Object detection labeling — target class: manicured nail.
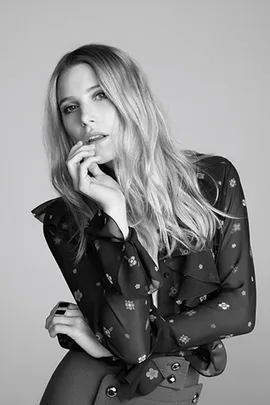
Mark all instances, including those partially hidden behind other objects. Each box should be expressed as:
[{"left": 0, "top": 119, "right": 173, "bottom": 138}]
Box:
[
  {"left": 58, "top": 302, "right": 69, "bottom": 307},
  {"left": 55, "top": 309, "right": 66, "bottom": 315}
]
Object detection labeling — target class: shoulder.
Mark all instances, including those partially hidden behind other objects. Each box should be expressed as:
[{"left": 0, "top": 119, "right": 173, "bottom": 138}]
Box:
[
  {"left": 195, "top": 153, "right": 233, "bottom": 180},
  {"left": 31, "top": 197, "right": 70, "bottom": 228},
  {"left": 193, "top": 153, "right": 238, "bottom": 205}
]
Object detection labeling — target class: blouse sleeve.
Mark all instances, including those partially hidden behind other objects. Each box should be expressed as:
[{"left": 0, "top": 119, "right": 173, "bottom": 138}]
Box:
[
  {"left": 32, "top": 199, "right": 163, "bottom": 363},
  {"left": 83, "top": 209, "right": 164, "bottom": 364},
  {"left": 154, "top": 159, "right": 256, "bottom": 352}
]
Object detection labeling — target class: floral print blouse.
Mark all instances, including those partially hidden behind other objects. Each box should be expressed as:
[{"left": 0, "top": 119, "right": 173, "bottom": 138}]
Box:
[{"left": 31, "top": 155, "right": 256, "bottom": 381}]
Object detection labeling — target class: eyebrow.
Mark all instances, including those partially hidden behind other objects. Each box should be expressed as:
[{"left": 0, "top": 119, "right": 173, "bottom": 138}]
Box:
[{"left": 58, "top": 84, "right": 101, "bottom": 107}]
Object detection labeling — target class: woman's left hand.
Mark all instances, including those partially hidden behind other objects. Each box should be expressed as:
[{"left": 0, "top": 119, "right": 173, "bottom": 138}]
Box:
[{"left": 45, "top": 302, "right": 111, "bottom": 357}]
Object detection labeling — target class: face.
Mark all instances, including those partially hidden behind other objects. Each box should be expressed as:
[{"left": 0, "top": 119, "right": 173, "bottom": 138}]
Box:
[{"left": 57, "top": 63, "right": 118, "bottom": 169}]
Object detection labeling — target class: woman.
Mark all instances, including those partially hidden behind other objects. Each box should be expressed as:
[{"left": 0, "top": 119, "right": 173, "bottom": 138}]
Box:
[{"left": 32, "top": 43, "right": 256, "bottom": 404}]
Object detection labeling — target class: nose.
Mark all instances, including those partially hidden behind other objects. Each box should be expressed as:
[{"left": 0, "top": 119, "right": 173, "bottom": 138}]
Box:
[{"left": 80, "top": 104, "right": 96, "bottom": 128}]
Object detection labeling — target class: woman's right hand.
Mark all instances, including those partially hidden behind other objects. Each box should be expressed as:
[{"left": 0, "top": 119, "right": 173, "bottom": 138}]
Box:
[{"left": 65, "top": 141, "right": 125, "bottom": 211}]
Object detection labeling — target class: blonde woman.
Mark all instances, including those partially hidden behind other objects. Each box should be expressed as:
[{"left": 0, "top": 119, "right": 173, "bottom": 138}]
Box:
[{"left": 32, "top": 44, "right": 256, "bottom": 405}]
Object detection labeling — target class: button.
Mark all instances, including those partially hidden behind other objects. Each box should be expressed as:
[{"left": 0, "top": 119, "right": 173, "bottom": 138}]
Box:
[
  {"left": 106, "top": 386, "right": 118, "bottom": 398},
  {"left": 167, "top": 374, "right": 176, "bottom": 384},
  {"left": 171, "top": 362, "right": 181, "bottom": 371},
  {"left": 192, "top": 393, "right": 199, "bottom": 403},
  {"left": 163, "top": 272, "right": 170, "bottom": 278}
]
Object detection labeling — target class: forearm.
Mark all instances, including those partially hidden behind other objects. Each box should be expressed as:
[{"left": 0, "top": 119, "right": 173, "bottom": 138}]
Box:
[
  {"left": 82, "top": 330, "right": 114, "bottom": 358},
  {"left": 103, "top": 201, "right": 129, "bottom": 241}
]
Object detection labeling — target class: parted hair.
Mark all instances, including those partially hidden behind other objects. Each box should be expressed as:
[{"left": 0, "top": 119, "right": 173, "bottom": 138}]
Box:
[{"left": 43, "top": 43, "right": 236, "bottom": 267}]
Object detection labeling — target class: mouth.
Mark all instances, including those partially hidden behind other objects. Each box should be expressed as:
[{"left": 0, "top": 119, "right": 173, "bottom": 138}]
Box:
[{"left": 86, "top": 133, "right": 109, "bottom": 144}]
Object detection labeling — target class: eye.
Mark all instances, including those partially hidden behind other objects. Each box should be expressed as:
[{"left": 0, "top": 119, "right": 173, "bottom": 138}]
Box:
[
  {"left": 94, "top": 91, "right": 107, "bottom": 101},
  {"left": 63, "top": 105, "right": 78, "bottom": 114}
]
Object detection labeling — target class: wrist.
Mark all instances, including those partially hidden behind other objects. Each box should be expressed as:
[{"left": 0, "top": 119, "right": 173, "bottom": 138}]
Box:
[{"left": 103, "top": 205, "right": 129, "bottom": 240}]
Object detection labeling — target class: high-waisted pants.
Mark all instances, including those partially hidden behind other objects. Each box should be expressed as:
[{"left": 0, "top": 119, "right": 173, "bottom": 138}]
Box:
[{"left": 39, "top": 350, "right": 203, "bottom": 405}]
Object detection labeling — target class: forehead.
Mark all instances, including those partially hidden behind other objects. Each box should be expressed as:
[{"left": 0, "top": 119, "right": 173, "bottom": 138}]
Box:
[{"left": 57, "top": 63, "right": 98, "bottom": 100}]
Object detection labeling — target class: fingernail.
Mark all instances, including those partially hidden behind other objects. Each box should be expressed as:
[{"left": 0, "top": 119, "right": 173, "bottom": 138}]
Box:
[
  {"left": 55, "top": 309, "right": 66, "bottom": 315},
  {"left": 58, "top": 302, "right": 69, "bottom": 307}
]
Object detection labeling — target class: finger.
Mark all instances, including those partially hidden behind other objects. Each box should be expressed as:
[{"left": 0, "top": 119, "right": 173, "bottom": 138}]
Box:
[
  {"left": 66, "top": 150, "right": 97, "bottom": 188},
  {"left": 48, "top": 315, "right": 85, "bottom": 338},
  {"left": 56, "top": 308, "right": 83, "bottom": 318},
  {"left": 79, "top": 156, "right": 102, "bottom": 179},
  {"left": 49, "top": 323, "right": 74, "bottom": 339},
  {"left": 45, "top": 302, "right": 72, "bottom": 329},
  {"left": 68, "top": 144, "right": 96, "bottom": 161}
]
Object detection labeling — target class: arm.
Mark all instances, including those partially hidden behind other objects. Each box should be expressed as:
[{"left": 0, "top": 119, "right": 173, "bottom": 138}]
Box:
[{"left": 153, "top": 160, "right": 256, "bottom": 352}]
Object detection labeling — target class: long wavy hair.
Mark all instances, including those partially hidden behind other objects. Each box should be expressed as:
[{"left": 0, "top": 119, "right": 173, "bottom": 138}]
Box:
[{"left": 43, "top": 43, "right": 239, "bottom": 267}]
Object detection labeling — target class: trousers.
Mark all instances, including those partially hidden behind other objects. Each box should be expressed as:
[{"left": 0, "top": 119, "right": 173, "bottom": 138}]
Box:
[{"left": 39, "top": 350, "right": 203, "bottom": 405}]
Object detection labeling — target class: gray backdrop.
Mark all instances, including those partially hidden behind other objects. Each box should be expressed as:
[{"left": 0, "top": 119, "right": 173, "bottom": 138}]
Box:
[{"left": 1, "top": 0, "right": 268, "bottom": 404}]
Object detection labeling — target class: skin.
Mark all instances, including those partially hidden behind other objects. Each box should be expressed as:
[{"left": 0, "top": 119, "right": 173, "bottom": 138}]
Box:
[
  {"left": 57, "top": 63, "right": 118, "bottom": 171},
  {"left": 44, "top": 65, "right": 129, "bottom": 356}
]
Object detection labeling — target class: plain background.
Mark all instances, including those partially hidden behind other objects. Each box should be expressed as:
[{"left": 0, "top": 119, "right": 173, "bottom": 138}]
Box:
[{"left": 1, "top": 1, "right": 269, "bottom": 404}]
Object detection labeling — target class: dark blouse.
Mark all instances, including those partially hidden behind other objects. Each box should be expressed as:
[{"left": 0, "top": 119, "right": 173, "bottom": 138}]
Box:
[{"left": 31, "top": 155, "right": 256, "bottom": 390}]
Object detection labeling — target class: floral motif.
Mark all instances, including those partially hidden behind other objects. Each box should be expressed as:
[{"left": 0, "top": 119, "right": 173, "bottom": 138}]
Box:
[
  {"left": 210, "top": 324, "right": 217, "bottom": 328},
  {"left": 199, "top": 295, "right": 207, "bottom": 302},
  {"left": 218, "top": 302, "right": 230, "bottom": 310},
  {"left": 229, "top": 178, "right": 236, "bottom": 187},
  {"left": 127, "top": 255, "right": 137, "bottom": 267},
  {"left": 138, "top": 354, "right": 147, "bottom": 363},
  {"left": 106, "top": 273, "right": 113, "bottom": 284},
  {"left": 103, "top": 326, "right": 113, "bottom": 338},
  {"left": 125, "top": 333, "right": 130, "bottom": 339},
  {"left": 135, "top": 284, "right": 140, "bottom": 289},
  {"left": 183, "top": 310, "right": 197, "bottom": 317},
  {"left": 231, "top": 243, "right": 237, "bottom": 249},
  {"left": 149, "top": 314, "right": 157, "bottom": 322},
  {"left": 176, "top": 299, "right": 182, "bottom": 305},
  {"left": 179, "top": 334, "right": 191, "bottom": 344},
  {"left": 146, "top": 368, "right": 159, "bottom": 380},
  {"left": 241, "top": 290, "right": 246, "bottom": 296},
  {"left": 53, "top": 236, "right": 62, "bottom": 245},
  {"left": 231, "top": 223, "right": 241, "bottom": 234},
  {"left": 74, "top": 289, "right": 83, "bottom": 302},
  {"left": 95, "top": 332, "right": 103, "bottom": 342},
  {"left": 223, "top": 334, "right": 234, "bottom": 339},
  {"left": 231, "top": 265, "right": 239, "bottom": 274},
  {"left": 96, "top": 281, "right": 101, "bottom": 287},
  {"left": 125, "top": 300, "right": 135, "bottom": 310},
  {"left": 218, "top": 344, "right": 223, "bottom": 349},
  {"left": 198, "top": 264, "right": 204, "bottom": 269},
  {"left": 197, "top": 173, "right": 205, "bottom": 179},
  {"left": 168, "top": 284, "right": 179, "bottom": 297},
  {"left": 179, "top": 351, "right": 185, "bottom": 357},
  {"left": 72, "top": 268, "right": 77, "bottom": 274},
  {"left": 147, "top": 284, "right": 156, "bottom": 294}
]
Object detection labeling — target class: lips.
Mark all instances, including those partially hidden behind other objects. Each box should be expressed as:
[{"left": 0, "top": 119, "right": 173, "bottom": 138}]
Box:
[{"left": 86, "top": 132, "right": 109, "bottom": 143}]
